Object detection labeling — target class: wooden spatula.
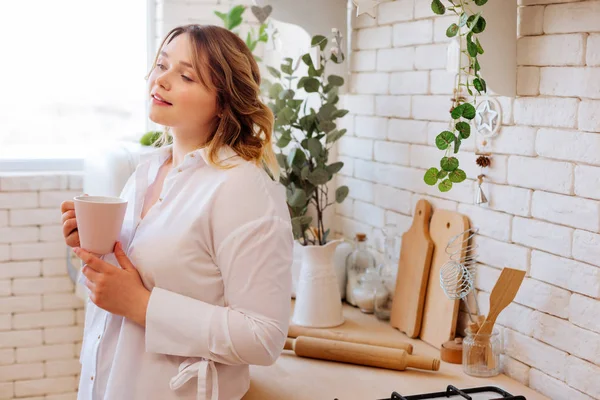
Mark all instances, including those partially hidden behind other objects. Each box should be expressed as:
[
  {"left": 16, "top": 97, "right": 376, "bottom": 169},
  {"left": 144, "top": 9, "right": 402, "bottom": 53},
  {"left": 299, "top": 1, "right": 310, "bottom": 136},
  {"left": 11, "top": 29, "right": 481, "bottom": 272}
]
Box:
[
  {"left": 476, "top": 267, "right": 526, "bottom": 368},
  {"left": 477, "top": 267, "right": 526, "bottom": 336}
]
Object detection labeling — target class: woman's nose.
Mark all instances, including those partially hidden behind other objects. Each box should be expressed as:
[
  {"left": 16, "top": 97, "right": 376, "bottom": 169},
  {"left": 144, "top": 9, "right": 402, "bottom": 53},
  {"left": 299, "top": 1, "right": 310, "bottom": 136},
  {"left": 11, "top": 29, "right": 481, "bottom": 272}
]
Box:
[{"left": 155, "top": 72, "right": 170, "bottom": 90}]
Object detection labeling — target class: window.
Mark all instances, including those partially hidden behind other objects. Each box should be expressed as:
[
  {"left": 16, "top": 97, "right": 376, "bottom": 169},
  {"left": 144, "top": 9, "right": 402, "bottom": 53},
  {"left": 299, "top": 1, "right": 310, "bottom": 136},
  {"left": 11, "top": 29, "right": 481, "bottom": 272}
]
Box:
[{"left": 0, "top": 0, "right": 149, "bottom": 169}]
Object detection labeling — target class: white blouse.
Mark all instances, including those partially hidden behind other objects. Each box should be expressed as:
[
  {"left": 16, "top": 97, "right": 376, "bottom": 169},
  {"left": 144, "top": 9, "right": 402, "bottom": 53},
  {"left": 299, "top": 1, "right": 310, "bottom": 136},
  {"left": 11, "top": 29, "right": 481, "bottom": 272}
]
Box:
[{"left": 77, "top": 144, "right": 294, "bottom": 400}]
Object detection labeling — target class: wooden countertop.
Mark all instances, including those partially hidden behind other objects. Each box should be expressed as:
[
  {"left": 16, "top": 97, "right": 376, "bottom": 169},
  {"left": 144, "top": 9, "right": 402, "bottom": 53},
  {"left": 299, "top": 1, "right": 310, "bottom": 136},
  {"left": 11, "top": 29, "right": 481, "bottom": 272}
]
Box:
[{"left": 244, "top": 301, "right": 549, "bottom": 400}]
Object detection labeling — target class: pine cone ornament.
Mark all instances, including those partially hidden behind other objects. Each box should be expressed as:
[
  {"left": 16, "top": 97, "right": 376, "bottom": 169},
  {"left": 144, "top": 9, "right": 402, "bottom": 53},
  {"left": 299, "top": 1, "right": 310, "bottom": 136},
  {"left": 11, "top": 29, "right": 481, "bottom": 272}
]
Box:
[{"left": 476, "top": 155, "right": 491, "bottom": 168}]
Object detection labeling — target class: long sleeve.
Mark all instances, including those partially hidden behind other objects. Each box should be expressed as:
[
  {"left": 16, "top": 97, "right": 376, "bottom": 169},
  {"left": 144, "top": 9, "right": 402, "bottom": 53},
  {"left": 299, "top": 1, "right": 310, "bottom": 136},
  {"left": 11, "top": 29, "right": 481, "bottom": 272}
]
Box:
[{"left": 144, "top": 215, "right": 293, "bottom": 366}]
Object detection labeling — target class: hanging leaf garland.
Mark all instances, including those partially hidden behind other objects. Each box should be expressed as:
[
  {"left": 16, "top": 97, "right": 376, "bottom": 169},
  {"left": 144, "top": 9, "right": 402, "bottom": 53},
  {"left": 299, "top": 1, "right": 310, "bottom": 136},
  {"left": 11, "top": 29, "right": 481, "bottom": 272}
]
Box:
[{"left": 424, "top": 0, "right": 489, "bottom": 192}]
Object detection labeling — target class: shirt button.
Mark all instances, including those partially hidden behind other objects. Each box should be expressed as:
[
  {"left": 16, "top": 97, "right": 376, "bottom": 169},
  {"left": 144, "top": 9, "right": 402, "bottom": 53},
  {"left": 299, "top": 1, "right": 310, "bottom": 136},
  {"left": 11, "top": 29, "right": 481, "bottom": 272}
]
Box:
[
  {"left": 178, "top": 168, "right": 182, "bottom": 173},
  {"left": 91, "top": 376, "right": 94, "bottom": 381},
  {"left": 97, "top": 335, "right": 101, "bottom": 339},
  {"left": 159, "top": 198, "right": 163, "bottom": 202},
  {"left": 190, "top": 154, "right": 195, "bottom": 158}
]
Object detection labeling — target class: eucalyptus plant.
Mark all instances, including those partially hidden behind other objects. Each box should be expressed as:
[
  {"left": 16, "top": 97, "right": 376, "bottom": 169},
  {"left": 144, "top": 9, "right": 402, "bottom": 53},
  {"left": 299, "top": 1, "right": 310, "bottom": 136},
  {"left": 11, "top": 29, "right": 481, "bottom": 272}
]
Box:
[
  {"left": 214, "top": 5, "right": 268, "bottom": 61},
  {"left": 424, "top": 0, "right": 489, "bottom": 192},
  {"left": 263, "top": 34, "right": 350, "bottom": 246}
]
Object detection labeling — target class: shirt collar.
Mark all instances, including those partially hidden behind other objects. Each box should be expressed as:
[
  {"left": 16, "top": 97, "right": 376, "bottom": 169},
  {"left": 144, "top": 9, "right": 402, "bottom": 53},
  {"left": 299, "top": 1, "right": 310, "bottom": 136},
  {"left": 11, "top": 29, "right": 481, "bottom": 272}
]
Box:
[{"left": 139, "top": 143, "right": 239, "bottom": 169}]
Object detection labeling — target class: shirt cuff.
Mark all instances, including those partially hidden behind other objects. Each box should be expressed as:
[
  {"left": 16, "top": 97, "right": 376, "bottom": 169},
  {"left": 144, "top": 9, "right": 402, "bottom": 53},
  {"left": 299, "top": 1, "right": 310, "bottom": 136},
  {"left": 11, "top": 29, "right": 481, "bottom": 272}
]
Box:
[{"left": 145, "top": 287, "right": 216, "bottom": 357}]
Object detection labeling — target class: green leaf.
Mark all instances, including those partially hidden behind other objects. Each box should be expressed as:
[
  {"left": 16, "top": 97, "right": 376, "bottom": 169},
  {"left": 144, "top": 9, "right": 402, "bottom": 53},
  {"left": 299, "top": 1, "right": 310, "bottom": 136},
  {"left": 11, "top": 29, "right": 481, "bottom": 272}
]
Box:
[
  {"left": 276, "top": 153, "right": 287, "bottom": 169},
  {"left": 462, "top": 103, "right": 476, "bottom": 120},
  {"left": 214, "top": 11, "right": 227, "bottom": 22},
  {"left": 336, "top": 186, "right": 349, "bottom": 203},
  {"left": 317, "top": 103, "right": 336, "bottom": 121},
  {"left": 437, "top": 170, "right": 448, "bottom": 179},
  {"left": 288, "top": 188, "right": 307, "bottom": 207},
  {"left": 330, "top": 109, "right": 349, "bottom": 119},
  {"left": 451, "top": 104, "right": 465, "bottom": 120},
  {"left": 446, "top": 23, "right": 459, "bottom": 37},
  {"left": 473, "top": 59, "right": 481, "bottom": 73},
  {"left": 276, "top": 132, "right": 292, "bottom": 148},
  {"left": 436, "top": 131, "right": 456, "bottom": 150},
  {"left": 328, "top": 75, "right": 344, "bottom": 87},
  {"left": 307, "top": 168, "right": 329, "bottom": 185},
  {"left": 456, "top": 121, "right": 471, "bottom": 139},
  {"left": 449, "top": 169, "right": 467, "bottom": 183},
  {"left": 473, "top": 78, "right": 486, "bottom": 94},
  {"left": 268, "top": 83, "right": 283, "bottom": 99},
  {"left": 454, "top": 136, "right": 462, "bottom": 153},
  {"left": 291, "top": 216, "right": 312, "bottom": 238},
  {"left": 302, "top": 53, "right": 312, "bottom": 67},
  {"left": 296, "top": 76, "right": 308, "bottom": 90},
  {"left": 431, "top": 0, "right": 446, "bottom": 15},
  {"left": 326, "top": 162, "right": 344, "bottom": 175},
  {"left": 304, "top": 78, "right": 320, "bottom": 93},
  {"left": 276, "top": 106, "right": 295, "bottom": 125},
  {"left": 301, "top": 165, "right": 310, "bottom": 180},
  {"left": 226, "top": 5, "right": 245, "bottom": 30},
  {"left": 326, "top": 129, "right": 347, "bottom": 144},
  {"left": 279, "top": 89, "right": 295, "bottom": 100},
  {"left": 307, "top": 138, "right": 323, "bottom": 158},
  {"left": 438, "top": 179, "right": 453, "bottom": 192},
  {"left": 473, "top": 16, "right": 486, "bottom": 33},
  {"left": 474, "top": 0, "right": 488, "bottom": 5},
  {"left": 475, "top": 38, "right": 484, "bottom": 54},
  {"left": 424, "top": 168, "right": 440, "bottom": 185},
  {"left": 318, "top": 120, "right": 336, "bottom": 133},
  {"left": 467, "top": 40, "right": 478, "bottom": 57},
  {"left": 459, "top": 12, "right": 468, "bottom": 27},
  {"left": 468, "top": 14, "right": 486, "bottom": 34},
  {"left": 441, "top": 156, "right": 459, "bottom": 171},
  {"left": 311, "top": 35, "right": 328, "bottom": 51}
]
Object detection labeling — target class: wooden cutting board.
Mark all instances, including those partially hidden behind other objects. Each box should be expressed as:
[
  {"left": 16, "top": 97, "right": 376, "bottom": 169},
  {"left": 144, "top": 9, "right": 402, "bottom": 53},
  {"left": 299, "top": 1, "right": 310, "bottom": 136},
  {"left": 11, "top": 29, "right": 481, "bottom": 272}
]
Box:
[
  {"left": 419, "top": 209, "right": 470, "bottom": 349},
  {"left": 390, "top": 199, "right": 434, "bottom": 338}
]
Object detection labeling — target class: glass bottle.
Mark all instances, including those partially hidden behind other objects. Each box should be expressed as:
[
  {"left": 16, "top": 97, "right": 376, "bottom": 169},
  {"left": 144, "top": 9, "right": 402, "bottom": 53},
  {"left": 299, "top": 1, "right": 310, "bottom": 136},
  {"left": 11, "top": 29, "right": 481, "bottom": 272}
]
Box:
[
  {"left": 345, "top": 233, "right": 377, "bottom": 307},
  {"left": 376, "top": 223, "right": 400, "bottom": 296}
]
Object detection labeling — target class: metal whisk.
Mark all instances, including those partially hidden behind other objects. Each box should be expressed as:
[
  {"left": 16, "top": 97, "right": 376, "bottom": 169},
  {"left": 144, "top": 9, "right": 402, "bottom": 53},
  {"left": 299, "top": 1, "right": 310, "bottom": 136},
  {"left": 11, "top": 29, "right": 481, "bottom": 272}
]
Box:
[
  {"left": 439, "top": 228, "right": 481, "bottom": 319},
  {"left": 439, "top": 260, "right": 476, "bottom": 323}
]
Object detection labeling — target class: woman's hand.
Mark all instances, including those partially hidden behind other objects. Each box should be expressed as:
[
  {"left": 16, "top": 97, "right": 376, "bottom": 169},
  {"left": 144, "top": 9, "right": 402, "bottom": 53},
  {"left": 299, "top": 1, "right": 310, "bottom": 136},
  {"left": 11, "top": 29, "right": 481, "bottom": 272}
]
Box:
[
  {"left": 74, "top": 241, "right": 151, "bottom": 327},
  {"left": 61, "top": 195, "right": 86, "bottom": 248}
]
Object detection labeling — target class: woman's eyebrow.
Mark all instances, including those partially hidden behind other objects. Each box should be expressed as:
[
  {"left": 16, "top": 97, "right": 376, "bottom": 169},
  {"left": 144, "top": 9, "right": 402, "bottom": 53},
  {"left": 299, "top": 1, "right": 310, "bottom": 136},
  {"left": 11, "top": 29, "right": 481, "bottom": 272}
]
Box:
[{"left": 160, "top": 51, "right": 193, "bottom": 68}]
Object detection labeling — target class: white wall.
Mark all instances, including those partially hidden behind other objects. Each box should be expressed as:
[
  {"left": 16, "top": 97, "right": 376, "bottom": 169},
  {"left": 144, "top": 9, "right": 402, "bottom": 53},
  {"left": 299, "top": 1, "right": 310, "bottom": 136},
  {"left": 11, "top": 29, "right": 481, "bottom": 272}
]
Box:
[
  {"left": 0, "top": 173, "right": 85, "bottom": 400},
  {"left": 336, "top": 0, "right": 600, "bottom": 399}
]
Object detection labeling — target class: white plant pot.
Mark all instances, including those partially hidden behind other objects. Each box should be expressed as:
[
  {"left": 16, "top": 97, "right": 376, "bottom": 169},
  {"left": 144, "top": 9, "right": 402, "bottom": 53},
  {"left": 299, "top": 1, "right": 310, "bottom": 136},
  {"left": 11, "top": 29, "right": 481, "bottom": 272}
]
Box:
[{"left": 292, "top": 239, "right": 345, "bottom": 328}]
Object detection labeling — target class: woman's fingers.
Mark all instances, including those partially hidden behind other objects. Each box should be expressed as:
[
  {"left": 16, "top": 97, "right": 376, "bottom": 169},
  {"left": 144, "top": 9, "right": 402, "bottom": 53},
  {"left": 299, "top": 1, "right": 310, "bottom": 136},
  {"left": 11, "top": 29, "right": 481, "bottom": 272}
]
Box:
[
  {"left": 61, "top": 209, "right": 75, "bottom": 224},
  {"left": 60, "top": 200, "right": 74, "bottom": 214}
]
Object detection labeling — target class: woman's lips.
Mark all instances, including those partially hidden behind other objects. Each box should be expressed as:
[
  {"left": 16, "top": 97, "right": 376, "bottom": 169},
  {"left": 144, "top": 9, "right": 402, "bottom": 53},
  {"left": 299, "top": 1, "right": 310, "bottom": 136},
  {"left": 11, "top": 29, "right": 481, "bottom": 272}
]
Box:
[{"left": 152, "top": 95, "right": 172, "bottom": 106}]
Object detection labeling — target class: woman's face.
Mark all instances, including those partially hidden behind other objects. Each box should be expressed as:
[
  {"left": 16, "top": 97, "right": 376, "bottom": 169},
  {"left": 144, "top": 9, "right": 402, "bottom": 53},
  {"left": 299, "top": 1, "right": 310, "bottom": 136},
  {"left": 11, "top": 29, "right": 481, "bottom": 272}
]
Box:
[{"left": 147, "top": 33, "right": 219, "bottom": 135}]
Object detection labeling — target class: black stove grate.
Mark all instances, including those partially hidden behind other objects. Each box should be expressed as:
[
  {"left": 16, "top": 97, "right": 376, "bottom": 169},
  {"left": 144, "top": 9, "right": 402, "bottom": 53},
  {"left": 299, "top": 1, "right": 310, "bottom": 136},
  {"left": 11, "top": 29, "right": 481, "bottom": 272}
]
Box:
[{"left": 377, "top": 385, "right": 526, "bottom": 400}]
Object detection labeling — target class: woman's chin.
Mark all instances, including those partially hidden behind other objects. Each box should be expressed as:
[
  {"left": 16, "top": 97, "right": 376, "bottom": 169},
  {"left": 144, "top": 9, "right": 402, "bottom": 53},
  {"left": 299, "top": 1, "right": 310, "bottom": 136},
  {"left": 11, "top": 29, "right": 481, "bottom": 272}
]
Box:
[{"left": 148, "top": 111, "right": 171, "bottom": 126}]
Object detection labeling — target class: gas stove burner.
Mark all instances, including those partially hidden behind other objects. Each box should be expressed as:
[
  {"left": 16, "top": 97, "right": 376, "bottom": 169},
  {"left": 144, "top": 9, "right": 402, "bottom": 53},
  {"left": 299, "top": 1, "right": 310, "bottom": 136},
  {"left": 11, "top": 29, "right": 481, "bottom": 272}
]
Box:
[{"left": 379, "top": 385, "right": 526, "bottom": 400}]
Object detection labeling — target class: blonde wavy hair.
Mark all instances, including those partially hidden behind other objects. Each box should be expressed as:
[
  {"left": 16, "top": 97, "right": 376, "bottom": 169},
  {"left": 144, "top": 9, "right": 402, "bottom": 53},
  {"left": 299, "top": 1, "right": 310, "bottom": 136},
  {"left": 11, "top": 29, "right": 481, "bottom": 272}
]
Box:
[{"left": 146, "top": 24, "right": 279, "bottom": 180}]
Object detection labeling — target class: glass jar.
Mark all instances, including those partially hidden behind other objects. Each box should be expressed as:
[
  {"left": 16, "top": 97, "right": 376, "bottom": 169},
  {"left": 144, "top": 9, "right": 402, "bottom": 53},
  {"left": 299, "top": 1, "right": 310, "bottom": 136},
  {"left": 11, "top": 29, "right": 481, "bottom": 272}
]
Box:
[
  {"left": 352, "top": 268, "right": 388, "bottom": 314},
  {"left": 462, "top": 328, "right": 502, "bottom": 377},
  {"left": 345, "top": 233, "right": 377, "bottom": 307}
]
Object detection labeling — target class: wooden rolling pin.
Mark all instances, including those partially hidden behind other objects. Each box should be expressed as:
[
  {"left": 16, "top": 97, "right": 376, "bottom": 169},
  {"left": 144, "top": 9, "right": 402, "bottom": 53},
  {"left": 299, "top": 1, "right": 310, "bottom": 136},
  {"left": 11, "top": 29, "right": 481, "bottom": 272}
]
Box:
[
  {"left": 284, "top": 336, "right": 440, "bottom": 372},
  {"left": 287, "top": 324, "right": 413, "bottom": 354}
]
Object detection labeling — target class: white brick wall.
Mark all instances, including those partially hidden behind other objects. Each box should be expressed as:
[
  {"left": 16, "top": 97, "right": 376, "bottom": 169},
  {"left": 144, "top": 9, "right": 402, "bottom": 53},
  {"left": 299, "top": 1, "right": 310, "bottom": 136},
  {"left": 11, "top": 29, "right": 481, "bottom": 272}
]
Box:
[
  {"left": 0, "top": 172, "right": 83, "bottom": 399},
  {"left": 338, "top": 1, "right": 600, "bottom": 398}
]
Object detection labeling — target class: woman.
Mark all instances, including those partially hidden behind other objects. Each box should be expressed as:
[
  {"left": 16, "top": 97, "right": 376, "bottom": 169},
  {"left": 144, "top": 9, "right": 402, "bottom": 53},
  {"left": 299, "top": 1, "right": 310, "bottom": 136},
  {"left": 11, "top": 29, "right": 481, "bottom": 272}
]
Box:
[{"left": 60, "top": 24, "right": 293, "bottom": 400}]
